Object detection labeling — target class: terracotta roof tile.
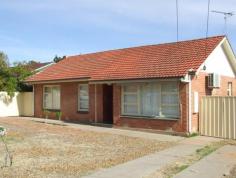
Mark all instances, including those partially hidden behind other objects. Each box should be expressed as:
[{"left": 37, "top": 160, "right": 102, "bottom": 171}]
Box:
[{"left": 26, "top": 36, "right": 225, "bottom": 82}]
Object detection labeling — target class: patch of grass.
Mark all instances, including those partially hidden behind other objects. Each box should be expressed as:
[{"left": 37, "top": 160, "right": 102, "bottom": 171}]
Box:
[
  {"left": 167, "top": 164, "right": 189, "bottom": 178},
  {"left": 2, "top": 132, "right": 24, "bottom": 143},
  {"left": 145, "top": 141, "right": 226, "bottom": 178},
  {"left": 187, "top": 132, "right": 199, "bottom": 138},
  {"left": 195, "top": 141, "right": 224, "bottom": 160}
]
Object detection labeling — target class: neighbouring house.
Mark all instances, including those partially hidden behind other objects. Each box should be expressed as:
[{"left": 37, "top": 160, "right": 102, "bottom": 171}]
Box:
[
  {"left": 26, "top": 36, "right": 236, "bottom": 133},
  {"left": 26, "top": 61, "right": 54, "bottom": 73}
]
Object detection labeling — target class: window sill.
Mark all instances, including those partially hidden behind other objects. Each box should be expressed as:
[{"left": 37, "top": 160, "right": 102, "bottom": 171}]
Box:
[
  {"left": 43, "top": 109, "right": 61, "bottom": 112},
  {"left": 120, "top": 115, "right": 179, "bottom": 121},
  {"left": 77, "top": 111, "right": 89, "bottom": 114}
]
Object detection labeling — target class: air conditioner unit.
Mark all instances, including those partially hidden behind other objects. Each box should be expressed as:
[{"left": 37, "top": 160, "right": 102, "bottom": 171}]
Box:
[{"left": 208, "top": 73, "right": 220, "bottom": 88}]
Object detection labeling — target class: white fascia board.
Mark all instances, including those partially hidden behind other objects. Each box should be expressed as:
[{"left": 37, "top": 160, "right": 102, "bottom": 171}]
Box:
[{"left": 35, "top": 63, "right": 55, "bottom": 72}]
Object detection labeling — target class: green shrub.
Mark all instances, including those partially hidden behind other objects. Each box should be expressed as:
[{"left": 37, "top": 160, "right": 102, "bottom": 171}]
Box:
[{"left": 56, "top": 111, "right": 62, "bottom": 121}]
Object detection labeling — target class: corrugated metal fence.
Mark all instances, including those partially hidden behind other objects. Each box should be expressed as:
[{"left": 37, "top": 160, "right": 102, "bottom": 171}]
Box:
[{"left": 200, "top": 96, "right": 236, "bottom": 139}]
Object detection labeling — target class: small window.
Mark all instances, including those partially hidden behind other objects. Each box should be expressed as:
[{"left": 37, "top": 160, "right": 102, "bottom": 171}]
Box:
[
  {"left": 227, "top": 82, "right": 233, "bottom": 96},
  {"left": 43, "top": 86, "right": 60, "bottom": 110},
  {"left": 78, "top": 84, "right": 89, "bottom": 111}
]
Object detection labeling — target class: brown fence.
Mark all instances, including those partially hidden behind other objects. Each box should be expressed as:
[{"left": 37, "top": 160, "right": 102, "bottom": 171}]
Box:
[{"left": 200, "top": 96, "right": 236, "bottom": 139}]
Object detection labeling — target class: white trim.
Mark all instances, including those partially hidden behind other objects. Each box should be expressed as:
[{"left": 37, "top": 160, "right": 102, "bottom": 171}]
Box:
[
  {"left": 35, "top": 63, "right": 54, "bottom": 72},
  {"left": 188, "top": 76, "right": 192, "bottom": 133}
]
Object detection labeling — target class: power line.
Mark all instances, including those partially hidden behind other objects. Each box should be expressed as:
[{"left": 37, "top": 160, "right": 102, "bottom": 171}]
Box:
[
  {"left": 176, "top": 0, "right": 179, "bottom": 42},
  {"left": 205, "top": 0, "right": 211, "bottom": 59},
  {"left": 206, "top": 0, "right": 211, "bottom": 39}
]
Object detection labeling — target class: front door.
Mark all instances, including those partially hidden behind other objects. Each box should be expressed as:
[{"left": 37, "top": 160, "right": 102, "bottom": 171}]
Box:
[{"left": 103, "top": 84, "right": 113, "bottom": 124}]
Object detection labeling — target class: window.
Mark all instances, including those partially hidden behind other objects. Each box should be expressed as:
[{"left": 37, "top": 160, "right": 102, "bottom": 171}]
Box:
[
  {"left": 161, "top": 83, "right": 179, "bottom": 117},
  {"left": 78, "top": 84, "right": 89, "bottom": 111},
  {"left": 227, "top": 82, "right": 233, "bottom": 96},
  {"left": 122, "top": 85, "right": 139, "bottom": 115},
  {"left": 43, "top": 86, "right": 60, "bottom": 110},
  {"left": 121, "top": 82, "right": 179, "bottom": 118}
]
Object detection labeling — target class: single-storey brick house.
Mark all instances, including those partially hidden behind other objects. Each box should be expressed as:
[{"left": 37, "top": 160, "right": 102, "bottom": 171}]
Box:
[{"left": 26, "top": 36, "right": 236, "bottom": 133}]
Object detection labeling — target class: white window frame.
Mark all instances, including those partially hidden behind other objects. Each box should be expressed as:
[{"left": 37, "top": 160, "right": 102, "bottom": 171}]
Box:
[
  {"left": 43, "top": 85, "right": 61, "bottom": 110},
  {"left": 78, "top": 84, "right": 89, "bottom": 111},
  {"left": 121, "top": 82, "right": 180, "bottom": 118}
]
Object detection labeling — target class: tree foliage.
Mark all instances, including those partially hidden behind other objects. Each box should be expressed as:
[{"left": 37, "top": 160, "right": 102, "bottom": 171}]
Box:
[
  {"left": 0, "top": 52, "right": 32, "bottom": 97},
  {"left": 53, "top": 55, "right": 65, "bottom": 63}
]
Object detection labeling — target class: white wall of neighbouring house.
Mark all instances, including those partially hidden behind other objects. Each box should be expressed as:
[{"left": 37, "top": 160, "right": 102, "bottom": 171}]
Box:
[
  {"left": 0, "top": 92, "right": 33, "bottom": 117},
  {"left": 201, "top": 44, "right": 235, "bottom": 77}
]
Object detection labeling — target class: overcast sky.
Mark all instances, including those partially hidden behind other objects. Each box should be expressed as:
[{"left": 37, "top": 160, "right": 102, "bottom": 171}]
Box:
[{"left": 0, "top": 0, "right": 235, "bottom": 63}]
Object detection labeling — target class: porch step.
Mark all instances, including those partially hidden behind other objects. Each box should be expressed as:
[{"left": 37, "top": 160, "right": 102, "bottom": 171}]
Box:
[{"left": 91, "top": 122, "right": 113, "bottom": 128}]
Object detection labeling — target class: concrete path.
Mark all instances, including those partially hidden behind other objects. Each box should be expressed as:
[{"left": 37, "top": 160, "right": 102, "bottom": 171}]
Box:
[
  {"left": 17, "top": 117, "right": 184, "bottom": 142},
  {"left": 174, "top": 145, "right": 236, "bottom": 178},
  {"left": 82, "top": 136, "right": 220, "bottom": 178}
]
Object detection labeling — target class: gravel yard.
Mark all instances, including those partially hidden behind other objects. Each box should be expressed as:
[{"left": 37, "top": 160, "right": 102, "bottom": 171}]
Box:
[{"left": 0, "top": 118, "right": 175, "bottom": 178}]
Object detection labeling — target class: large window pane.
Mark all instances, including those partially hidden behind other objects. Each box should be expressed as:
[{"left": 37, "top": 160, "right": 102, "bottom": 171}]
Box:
[
  {"left": 78, "top": 84, "right": 89, "bottom": 111},
  {"left": 161, "top": 82, "right": 179, "bottom": 117},
  {"left": 162, "top": 83, "right": 178, "bottom": 92},
  {"left": 124, "top": 94, "right": 137, "bottom": 103},
  {"left": 52, "top": 87, "right": 60, "bottom": 109},
  {"left": 140, "top": 84, "right": 159, "bottom": 116},
  {"left": 122, "top": 85, "right": 138, "bottom": 115},
  {"left": 121, "top": 82, "right": 179, "bottom": 118},
  {"left": 43, "top": 86, "right": 60, "bottom": 110},
  {"left": 44, "top": 93, "right": 52, "bottom": 109},
  {"left": 123, "top": 85, "right": 138, "bottom": 93},
  {"left": 161, "top": 94, "right": 178, "bottom": 105},
  {"left": 124, "top": 104, "right": 138, "bottom": 114},
  {"left": 162, "top": 106, "right": 179, "bottom": 117}
]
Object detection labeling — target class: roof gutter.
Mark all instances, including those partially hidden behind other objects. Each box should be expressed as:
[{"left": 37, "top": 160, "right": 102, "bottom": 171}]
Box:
[
  {"left": 89, "top": 77, "right": 182, "bottom": 84},
  {"left": 26, "top": 78, "right": 90, "bottom": 85}
]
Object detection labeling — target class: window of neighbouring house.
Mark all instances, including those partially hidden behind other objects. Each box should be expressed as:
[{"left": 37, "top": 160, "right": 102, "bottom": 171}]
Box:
[
  {"left": 121, "top": 82, "right": 179, "bottom": 118},
  {"left": 43, "top": 86, "right": 61, "bottom": 110},
  {"left": 78, "top": 84, "right": 89, "bottom": 111},
  {"left": 227, "top": 82, "right": 233, "bottom": 96}
]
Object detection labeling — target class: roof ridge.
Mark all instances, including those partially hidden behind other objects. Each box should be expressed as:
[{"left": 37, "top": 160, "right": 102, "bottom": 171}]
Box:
[{"left": 67, "top": 35, "right": 225, "bottom": 59}]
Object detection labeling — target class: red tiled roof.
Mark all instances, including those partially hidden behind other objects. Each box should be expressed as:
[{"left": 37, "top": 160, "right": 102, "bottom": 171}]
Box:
[{"left": 26, "top": 36, "right": 225, "bottom": 82}]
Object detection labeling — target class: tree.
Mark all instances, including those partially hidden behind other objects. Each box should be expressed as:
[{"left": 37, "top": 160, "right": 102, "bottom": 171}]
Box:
[
  {"left": 0, "top": 52, "right": 9, "bottom": 68},
  {"left": 0, "top": 52, "right": 32, "bottom": 97},
  {"left": 11, "top": 61, "right": 33, "bottom": 92},
  {"left": 53, "top": 55, "right": 65, "bottom": 63}
]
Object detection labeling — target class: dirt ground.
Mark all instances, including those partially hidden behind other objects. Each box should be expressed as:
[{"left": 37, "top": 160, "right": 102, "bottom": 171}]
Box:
[
  {"left": 0, "top": 118, "right": 175, "bottom": 178},
  {"left": 225, "top": 164, "right": 236, "bottom": 178}
]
